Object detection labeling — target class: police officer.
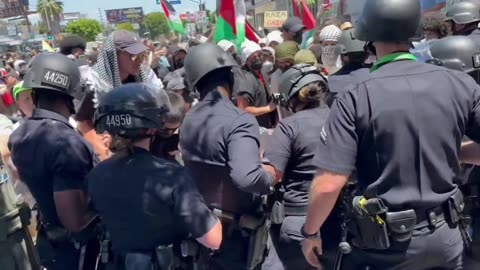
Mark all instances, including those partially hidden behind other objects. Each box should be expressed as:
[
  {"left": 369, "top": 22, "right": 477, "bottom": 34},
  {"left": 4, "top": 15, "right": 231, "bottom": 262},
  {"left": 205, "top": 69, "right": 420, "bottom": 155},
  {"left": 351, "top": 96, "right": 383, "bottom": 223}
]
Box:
[
  {"left": 328, "top": 27, "right": 370, "bottom": 106},
  {"left": 263, "top": 64, "right": 333, "bottom": 269},
  {"left": 8, "top": 53, "right": 98, "bottom": 270},
  {"left": 428, "top": 36, "right": 480, "bottom": 269},
  {"left": 446, "top": 1, "right": 480, "bottom": 45},
  {"left": 301, "top": 0, "right": 480, "bottom": 269},
  {"left": 87, "top": 83, "right": 222, "bottom": 270},
  {"left": 180, "top": 43, "right": 278, "bottom": 270}
]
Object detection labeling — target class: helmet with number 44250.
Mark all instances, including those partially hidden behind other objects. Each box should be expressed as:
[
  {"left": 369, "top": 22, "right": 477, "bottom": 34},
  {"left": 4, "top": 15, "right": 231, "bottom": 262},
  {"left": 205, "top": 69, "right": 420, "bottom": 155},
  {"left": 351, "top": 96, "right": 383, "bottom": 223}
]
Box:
[
  {"left": 95, "top": 83, "right": 170, "bottom": 138},
  {"left": 23, "top": 52, "right": 83, "bottom": 100}
]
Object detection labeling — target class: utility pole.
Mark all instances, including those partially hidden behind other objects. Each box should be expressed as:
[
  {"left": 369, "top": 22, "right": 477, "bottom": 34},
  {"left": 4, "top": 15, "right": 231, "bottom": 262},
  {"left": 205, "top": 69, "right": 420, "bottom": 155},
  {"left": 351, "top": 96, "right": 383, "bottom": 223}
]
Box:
[
  {"left": 98, "top": 8, "right": 106, "bottom": 36},
  {"left": 23, "top": 4, "right": 31, "bottom": 39}
]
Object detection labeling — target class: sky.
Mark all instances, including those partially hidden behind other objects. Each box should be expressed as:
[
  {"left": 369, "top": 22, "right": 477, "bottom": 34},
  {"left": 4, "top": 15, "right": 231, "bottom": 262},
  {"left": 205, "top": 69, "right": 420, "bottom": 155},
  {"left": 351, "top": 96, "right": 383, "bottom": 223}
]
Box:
[{"left": 30, "top": 0, "right": 217, "bottom": 22}]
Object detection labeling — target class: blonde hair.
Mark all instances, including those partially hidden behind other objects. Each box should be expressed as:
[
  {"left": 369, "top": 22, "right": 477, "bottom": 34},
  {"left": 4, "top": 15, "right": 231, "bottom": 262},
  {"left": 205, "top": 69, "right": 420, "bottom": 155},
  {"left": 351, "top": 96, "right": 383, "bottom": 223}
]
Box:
[{"left": 109, "top": 134, "right": 135, "bottom": 155}]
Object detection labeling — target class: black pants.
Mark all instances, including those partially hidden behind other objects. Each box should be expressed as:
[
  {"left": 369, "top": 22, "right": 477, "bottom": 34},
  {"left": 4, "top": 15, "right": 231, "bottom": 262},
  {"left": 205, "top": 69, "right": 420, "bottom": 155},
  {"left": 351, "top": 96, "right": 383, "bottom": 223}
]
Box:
[
  {"left": 266, "top": 216, "right": 336, "bottom": 270},
  {"left": 340, "top": 221, "right": 464, "bottom": 270},
  {"left": 209, "top": 223, "right": 278, "bottom": 270},
  {"left": 35, "top": 233, "right": 80, "bottom": 270},
  {"left": 464, "top": 216, "right": 480, "bottom": 270}
]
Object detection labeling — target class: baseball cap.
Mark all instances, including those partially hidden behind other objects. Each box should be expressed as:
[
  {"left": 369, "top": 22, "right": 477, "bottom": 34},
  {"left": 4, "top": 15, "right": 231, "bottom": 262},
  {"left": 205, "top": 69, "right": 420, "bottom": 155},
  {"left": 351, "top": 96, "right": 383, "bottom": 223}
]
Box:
[
  {"left": 281, "top": 17, "right": 306, "bottom": 33},
  {"left": 113, "top": 30, "right": 148, "bottom": 55}
]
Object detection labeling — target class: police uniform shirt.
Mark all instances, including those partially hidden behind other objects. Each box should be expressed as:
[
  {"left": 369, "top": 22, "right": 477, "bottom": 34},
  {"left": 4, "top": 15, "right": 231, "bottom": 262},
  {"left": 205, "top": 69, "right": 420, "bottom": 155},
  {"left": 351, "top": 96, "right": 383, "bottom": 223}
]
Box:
[
  {"left": 179, "top": 90, "right": 274, "bottom": 213},
  {"left": 469, "top": 28, "right": 480, "bottom": 48},
  {"left": 8, "top": 109, "right": 98, "bottom": 226},
  {"left": 87, "top": 147, "right": 217, "bottom": 252},
  {"left": 264, "top": 107, "right": 329, "bottom": 210},
  {"left": 327, "top": 68, "right": 370, "bottom": 106},
  {"left": 232, "top": 67, "right": 273, "bottom": 128},
  {"left": 312, "top": 53, "right": 480, "bottom": 210}
]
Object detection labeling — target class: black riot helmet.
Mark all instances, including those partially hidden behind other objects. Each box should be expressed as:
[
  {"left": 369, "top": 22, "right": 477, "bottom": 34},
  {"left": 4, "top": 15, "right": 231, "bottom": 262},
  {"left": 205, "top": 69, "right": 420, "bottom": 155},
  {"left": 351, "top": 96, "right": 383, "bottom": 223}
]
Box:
[
  {"left": 355, "top": 0, "right": 422, "bottom": 42},
  {"left": 279, "top": 64, "right": 327, "bottom": 104},
  {"left": 428, "top": 36, "right": 480, "bottom": 73},
  {"left": 23, "top": 52, "right": 83, "bottom": 100},
  {"left": 95, "top": 83, "right": 170, "bottom": 138},
  {"left": 184, "top": 43, "right": 238, "bottom": 89},
  {"left": 335, "top": 28, "right": 366, "bottom": 55},
  {"left": 445, "top": 1, "right": 480, "bottom": 25}
]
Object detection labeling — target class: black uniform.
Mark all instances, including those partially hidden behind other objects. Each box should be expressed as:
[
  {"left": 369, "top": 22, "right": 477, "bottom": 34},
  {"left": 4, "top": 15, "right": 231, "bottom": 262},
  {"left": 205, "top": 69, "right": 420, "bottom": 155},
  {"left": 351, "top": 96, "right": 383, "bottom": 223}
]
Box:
[
  {"left": 328, "top": 68, "right": 369, "bottom": 106},
  {"left": 8, "top": 109, "right": 98, "bottom": 269},
  {"left": 313, "top": 55, "right": 478, "bottom": 269},
  {"left": 264, "top": 106, "right": 334, "bottom": 269},
  {"left": 87, "top": 147, "right": 217, "bottom": 252},
  {"left": 233, "top": 67, "right": 275, "bottom": 128},
  {"left": 180, "top": 89, "right": 274, "bottom": 269}
]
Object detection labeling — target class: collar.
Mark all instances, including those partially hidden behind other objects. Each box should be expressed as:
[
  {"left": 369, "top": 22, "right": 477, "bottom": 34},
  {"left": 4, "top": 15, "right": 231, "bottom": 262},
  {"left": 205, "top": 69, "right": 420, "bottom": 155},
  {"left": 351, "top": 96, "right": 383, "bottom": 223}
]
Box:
[
  {"left": 31, "top": 109, "right": 73, "bottom": 129},
  {"left": 370, "top": 52, "right": 417, "bottom": 73},
  {"left": 201, "top": 88, "right": 231, "bottom": 102}
]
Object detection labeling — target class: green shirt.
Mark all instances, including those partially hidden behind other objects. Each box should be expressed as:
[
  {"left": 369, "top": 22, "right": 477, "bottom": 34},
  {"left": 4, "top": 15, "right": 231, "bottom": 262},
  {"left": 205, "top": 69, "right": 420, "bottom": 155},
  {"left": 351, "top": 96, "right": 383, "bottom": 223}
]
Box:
[{"left": 370, "top": 52, "right": 417, "bottom": 73}]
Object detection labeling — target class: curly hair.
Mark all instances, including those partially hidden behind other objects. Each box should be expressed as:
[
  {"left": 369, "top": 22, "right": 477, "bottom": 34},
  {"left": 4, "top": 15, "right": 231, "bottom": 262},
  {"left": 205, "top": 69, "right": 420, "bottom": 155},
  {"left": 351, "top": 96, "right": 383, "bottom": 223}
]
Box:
[{"left": 423, "top": 13, "right": 450, "bottom": 38}]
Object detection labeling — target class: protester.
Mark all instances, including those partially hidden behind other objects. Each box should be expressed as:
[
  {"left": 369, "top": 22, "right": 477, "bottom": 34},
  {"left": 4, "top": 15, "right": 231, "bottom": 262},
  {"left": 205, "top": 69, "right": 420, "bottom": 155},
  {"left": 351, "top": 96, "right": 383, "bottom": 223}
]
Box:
[
  {"left": 267, "top": 30, "right": 284, "bottom": 48},
  {"left": 270, "top": 41, "right": 299, "bottom": 94},
  {"left": 423, "top": 12, "right": 450, "bottom": 40},
  {"left": 295, "top": 49, "right": 318, "bottom": 65},
  {"left": 281, "top": 17, "right": 306, "bottom": 44},
  {"left": 59, "top": 35, "right": 87, "bottom": 59},
  {"left": 319, "top": 24, "right": 342, "bottom": 74}
]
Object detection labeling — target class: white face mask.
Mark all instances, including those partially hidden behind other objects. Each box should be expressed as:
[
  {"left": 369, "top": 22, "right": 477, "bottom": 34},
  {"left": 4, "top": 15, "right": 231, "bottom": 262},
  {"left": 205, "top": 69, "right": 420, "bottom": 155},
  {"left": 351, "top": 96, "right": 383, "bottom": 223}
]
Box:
[
  {"left": 321, "top": 45, "right": 336, "bottom": 56},
  {"left": 262, "top": 61, "right": 273, "bottom": 74}
]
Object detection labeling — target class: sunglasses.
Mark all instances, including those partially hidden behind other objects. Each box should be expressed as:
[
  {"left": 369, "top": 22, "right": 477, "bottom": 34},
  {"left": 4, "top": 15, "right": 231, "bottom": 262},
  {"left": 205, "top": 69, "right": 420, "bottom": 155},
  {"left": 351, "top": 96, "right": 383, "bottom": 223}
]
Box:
[{"left": 120, "top": 49, "right": 148, "bottom": 62}]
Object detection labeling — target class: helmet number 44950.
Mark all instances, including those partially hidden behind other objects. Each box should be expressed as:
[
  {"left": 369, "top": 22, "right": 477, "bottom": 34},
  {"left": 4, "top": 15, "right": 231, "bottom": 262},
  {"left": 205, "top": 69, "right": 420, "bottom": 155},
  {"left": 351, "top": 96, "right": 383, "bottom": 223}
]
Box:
[{"left": 106, "top": 114, "right": 132, "bottom": 127}]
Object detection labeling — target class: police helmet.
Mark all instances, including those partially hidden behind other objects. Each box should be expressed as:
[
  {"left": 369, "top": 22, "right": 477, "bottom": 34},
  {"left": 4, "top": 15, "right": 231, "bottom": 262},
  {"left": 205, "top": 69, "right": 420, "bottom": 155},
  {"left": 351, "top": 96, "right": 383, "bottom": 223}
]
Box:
[
  {"left": 279, "top": 64, "right": 327, "bottom": 103},
  {"left": 95, "top": 83, "right": 170, "bottom": 138},
  {"left": 184, "top": 43, "right": 238, "bottom": 89},
  {"left": 355, "top": 0, "right": 422, "bottom": 42},
  {"left": 335, "top": 28, "right": 366, "bottom": 55},
  {"left": 445, "top": 1, "right": 480, "bottom": 25},
  {"left": 428, "top": 36, "right": 480, "bottom": 73},
  {"left": 23, "top": 53, "right": 82, "bottom": 100}
]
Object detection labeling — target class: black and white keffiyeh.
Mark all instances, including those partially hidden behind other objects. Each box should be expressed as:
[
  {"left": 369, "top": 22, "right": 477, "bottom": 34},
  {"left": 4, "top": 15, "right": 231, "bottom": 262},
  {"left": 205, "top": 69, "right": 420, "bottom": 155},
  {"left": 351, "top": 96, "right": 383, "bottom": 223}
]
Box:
[{"left": 90, "top": 35, "right": 163, "bottom": 106}]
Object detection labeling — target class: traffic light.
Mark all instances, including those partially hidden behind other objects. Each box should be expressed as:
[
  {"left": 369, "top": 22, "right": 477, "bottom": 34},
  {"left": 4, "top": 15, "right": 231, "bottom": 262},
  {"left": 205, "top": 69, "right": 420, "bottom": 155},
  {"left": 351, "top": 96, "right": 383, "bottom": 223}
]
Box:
[{"left": 47, "top": 32, "right": 53, "bottom": 40}]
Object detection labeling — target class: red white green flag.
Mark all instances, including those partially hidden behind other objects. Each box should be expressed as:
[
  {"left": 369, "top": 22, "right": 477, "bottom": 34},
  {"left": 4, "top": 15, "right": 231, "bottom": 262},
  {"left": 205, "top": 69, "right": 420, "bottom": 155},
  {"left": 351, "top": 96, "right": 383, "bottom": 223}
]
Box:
[
  {"left": 215, "top": 0, "right": 253, "bottom": 48},
  {"left": 160, "top": 0, "right": 185, "bottom": 34}
]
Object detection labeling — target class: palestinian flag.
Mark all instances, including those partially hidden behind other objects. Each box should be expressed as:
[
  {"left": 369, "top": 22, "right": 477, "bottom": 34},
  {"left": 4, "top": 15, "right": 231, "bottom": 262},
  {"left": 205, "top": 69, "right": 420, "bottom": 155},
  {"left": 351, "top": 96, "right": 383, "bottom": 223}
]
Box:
[
  {"left": 215, "top": 0, "right": 251, "bottom": 49},
  {"left": 292, "top": 0, "right": 317, "bottom": 48},
  {"left": 161, "top": 0, "right": 185, "bottom": 34}
]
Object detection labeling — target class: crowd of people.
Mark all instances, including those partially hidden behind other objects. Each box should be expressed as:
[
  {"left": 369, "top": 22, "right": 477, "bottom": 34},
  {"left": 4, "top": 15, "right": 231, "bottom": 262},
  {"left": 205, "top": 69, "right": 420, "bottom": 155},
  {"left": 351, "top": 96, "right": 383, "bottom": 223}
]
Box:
[{"left": 2, "top": 0, "right": 480, "bottom": 269}]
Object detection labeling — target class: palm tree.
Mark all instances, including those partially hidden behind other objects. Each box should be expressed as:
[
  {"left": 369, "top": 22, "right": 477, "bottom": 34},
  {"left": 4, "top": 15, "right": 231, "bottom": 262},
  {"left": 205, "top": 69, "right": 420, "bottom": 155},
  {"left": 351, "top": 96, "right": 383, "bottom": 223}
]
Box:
[{"left": 37, "top": 0, "right": 64, "bottom": 34}]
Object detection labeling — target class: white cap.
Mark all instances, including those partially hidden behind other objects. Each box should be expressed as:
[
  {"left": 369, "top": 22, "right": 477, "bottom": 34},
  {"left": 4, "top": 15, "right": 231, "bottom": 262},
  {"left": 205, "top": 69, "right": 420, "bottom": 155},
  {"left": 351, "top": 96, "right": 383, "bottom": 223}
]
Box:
[
  {"left": 217, "top": 40, "right": 235, "bottom": 52},
  {"left": 241, "top": 39, "right": 262, "bottom": 63},
  {"left": 199, "top": 36, "right": 208, "bottom": 43},
  {"left": 259, "top": 38, "right": 267, "bottom": 45},
  {"left": 267, "top": 30, "right": 283, "bottom": 46},
  {"left": 319, "top": 25, "right": 342, "bottom": 42}
]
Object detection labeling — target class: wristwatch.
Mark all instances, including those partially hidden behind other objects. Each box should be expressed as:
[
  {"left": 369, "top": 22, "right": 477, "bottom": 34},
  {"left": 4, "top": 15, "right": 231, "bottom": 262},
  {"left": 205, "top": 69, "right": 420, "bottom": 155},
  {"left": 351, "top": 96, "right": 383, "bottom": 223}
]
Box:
[{"left": 301, "top": 224, "right": 319, "bottom": 240}]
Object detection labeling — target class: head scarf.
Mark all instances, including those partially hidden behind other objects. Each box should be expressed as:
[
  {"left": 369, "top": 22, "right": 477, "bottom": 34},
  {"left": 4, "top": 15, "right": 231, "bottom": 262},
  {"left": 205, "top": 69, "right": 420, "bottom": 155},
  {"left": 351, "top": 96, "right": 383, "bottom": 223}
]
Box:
[
  {"left": 241, "top": 40, "right": 262, "bottom": 63},
  {"left": 295, "top": 49, "right": 317, "bottom": 65},
  {"left": 275, "top": 41, "right": 300, "bottom": 61},
  {"left": 217, "top": 40, "right": 236, "bottom": 52},
  {"left": 90, "top": 34, "right": 159, "bottom": 106},
  {"left": 319, "top": 25, "right": 342, "bottom": 42},
  {"left": 267, "top": 30, "right": 283, "bottom": 46}
]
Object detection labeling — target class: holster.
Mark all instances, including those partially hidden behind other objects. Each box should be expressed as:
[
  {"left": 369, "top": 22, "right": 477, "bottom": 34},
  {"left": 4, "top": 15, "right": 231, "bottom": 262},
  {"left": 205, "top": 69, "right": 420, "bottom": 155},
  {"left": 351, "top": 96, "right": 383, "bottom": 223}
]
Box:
[
  {"left": 445, "top": 190, "right": 465, "bottom": 229},
  {"left": 155, "top": 245, "right": 175, "bottom": 270},
  {"left": 348, "top": 196, "right": 390, "bottom": 250},
  {"left": 245, "top": 217, "right": 270, "bottom": 270}
]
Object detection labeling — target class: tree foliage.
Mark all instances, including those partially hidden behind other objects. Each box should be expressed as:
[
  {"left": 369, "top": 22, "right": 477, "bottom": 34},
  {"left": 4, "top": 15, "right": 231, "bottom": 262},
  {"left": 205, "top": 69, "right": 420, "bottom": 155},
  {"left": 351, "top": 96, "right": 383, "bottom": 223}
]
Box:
[
  {"left": 65, "top": 19, "right": 102, "bottom": 42},
  {"left": 143, "top": 12, "right": 170, "bottom": 39},
  {"left": 116, "top": 22, "right": 135, "bottom": 32},
  {"left": 37, "top": 0, "right": 63, "bottom": 33}
]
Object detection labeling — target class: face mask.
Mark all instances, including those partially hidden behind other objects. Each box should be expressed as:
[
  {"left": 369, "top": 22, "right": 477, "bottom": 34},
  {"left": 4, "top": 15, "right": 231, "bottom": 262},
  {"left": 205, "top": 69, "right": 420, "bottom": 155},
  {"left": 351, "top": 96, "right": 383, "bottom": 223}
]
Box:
[
  {"left": 174, "top": 59, "right": 184, "bottom": 69},
  {"left": 249, "top": 59, "right": 263, "bottom": 71},
  {"left": 262, "top": 61, "right": 273, "bottom": 74},
  {"left": 294, "top": 32, "right": 303, "bottom": 44},
  {"left": 321, "top": 45, "right": 335, "bottom": 56}
]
